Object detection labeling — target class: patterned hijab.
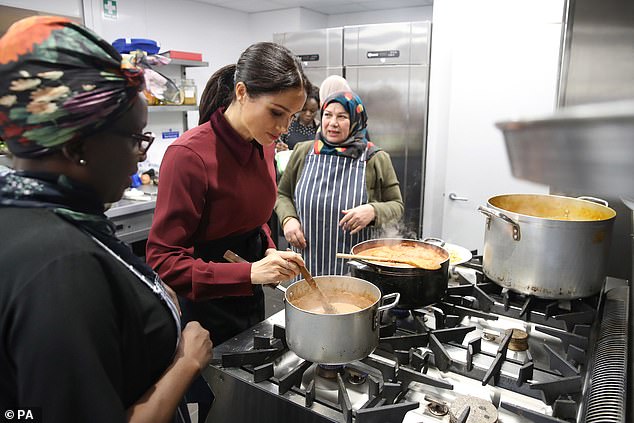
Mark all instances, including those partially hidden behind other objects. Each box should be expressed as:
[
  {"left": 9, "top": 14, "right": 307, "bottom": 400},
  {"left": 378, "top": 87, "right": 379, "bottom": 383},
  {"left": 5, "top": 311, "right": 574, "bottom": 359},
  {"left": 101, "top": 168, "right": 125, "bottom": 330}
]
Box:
[
  {"left": 0, "top": 16, "right": 164, "bottom": 158},
  {"left": 314, "top": 91, "right": 377, "bottom": 159}
]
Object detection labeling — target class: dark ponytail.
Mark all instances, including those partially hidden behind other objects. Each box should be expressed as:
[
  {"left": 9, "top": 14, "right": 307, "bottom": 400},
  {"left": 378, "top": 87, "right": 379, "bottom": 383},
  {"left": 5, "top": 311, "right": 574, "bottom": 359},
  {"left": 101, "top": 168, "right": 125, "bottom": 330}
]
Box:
[
  {"left": 198, "top": 64, "right": 236, "bottom": 125},
  {"left": 198, "top": 42, "right": 312, "bottom": 125}
]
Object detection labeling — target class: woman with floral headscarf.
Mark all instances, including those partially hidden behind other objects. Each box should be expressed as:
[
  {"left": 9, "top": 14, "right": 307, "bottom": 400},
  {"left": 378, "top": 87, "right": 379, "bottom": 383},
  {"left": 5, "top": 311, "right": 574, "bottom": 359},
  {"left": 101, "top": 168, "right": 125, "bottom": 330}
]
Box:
[
  {"left": 0, "top": 16, "right": 211, "bottom": 423},
  {"left": 275, "top": 91, "right": 404, "bottom": 276}
]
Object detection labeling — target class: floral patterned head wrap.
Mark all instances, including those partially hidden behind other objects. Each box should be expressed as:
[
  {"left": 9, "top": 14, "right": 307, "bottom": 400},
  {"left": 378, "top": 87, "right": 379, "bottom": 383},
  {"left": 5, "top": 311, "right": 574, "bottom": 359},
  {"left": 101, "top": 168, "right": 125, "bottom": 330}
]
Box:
[
  {"left": 0, "top": 16, "right": 146, "bottom": 158},
  {"left": 314, "top": 90, "right": 375, "bottom": 159}
]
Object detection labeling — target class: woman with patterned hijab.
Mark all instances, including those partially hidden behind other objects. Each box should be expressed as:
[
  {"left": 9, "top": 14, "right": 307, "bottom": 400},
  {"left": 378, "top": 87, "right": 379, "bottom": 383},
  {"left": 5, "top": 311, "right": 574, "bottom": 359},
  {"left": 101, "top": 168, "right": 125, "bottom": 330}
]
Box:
[
  {"left": 0, "top": 16, "right": 211, "bottom": 423},
  {"left": 275, "top": 91, "right": 404, "bottom": 276}
]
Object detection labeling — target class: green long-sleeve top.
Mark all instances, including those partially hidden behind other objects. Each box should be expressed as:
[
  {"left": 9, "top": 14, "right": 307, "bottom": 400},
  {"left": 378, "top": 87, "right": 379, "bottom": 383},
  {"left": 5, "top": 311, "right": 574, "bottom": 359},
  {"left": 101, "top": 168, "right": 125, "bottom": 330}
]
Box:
[{"left": 275, "top": 140, "right": 404, "bottom": 228}]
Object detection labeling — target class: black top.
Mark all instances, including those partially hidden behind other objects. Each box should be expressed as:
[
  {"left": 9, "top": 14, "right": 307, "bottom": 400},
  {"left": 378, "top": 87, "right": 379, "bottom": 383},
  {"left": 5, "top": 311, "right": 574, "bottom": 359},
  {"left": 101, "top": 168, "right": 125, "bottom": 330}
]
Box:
[
  {"left": 0, "top": 207, "right": 178, "bottom": 422},
  {"left": 278, "top": 118, "right": 318, "bottom": 150}
]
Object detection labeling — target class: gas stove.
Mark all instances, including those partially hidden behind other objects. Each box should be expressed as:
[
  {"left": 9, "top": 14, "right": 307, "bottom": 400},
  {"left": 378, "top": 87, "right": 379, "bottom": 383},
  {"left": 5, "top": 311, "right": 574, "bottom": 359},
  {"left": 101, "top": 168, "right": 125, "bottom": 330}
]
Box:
[{"left": 203, "top": 261, "right": 629, "bottom": 423}]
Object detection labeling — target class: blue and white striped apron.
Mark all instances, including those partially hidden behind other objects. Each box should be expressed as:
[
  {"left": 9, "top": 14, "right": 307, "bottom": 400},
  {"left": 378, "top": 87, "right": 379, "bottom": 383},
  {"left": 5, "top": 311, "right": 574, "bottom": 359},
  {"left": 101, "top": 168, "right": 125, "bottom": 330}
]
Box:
[{"left": 294, "top": 148, "right": 374, "bottom": 276}]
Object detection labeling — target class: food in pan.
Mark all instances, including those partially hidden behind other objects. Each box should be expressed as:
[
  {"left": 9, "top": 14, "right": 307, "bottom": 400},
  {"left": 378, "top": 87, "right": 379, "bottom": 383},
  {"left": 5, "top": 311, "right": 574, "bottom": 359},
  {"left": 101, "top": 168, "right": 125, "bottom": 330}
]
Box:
[{"left": 360, "top": 244, "right": 446, "bottom": 270}]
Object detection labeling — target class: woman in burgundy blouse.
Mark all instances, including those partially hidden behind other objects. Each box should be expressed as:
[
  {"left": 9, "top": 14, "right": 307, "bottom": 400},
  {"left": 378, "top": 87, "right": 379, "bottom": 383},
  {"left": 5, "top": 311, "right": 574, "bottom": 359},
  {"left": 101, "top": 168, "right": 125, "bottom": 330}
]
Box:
[{"left": 146, "top": 42, "right": 312, "bottom": 346}]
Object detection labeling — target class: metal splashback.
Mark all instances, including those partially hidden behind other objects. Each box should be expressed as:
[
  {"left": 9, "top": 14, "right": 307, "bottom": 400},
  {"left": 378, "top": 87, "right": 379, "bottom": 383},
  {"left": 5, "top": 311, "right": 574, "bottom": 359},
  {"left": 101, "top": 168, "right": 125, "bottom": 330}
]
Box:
[{"left": 559, "top": 0, "right": 634, "bottom": 106}]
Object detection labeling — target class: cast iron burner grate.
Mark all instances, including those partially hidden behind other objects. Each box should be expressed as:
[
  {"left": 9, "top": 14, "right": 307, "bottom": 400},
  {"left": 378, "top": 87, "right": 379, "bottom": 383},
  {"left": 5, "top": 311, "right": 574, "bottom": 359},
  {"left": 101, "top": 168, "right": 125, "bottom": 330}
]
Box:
[
  {"left": 219, "top": 325, "right": 419, "bottom": 423},
  {"left": 370, "top": 256, "right": 601, "bottom": 421},
  {"left": 215, "top": 256, "right": 608, "bottom": 423}
]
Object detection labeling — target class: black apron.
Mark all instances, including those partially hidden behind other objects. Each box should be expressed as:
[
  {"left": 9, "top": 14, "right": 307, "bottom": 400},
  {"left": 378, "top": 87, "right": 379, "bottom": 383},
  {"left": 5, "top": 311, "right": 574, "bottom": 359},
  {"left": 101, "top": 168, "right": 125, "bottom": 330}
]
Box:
[{"left": 179, "top": 226, "right": 266, "bottom": 346}]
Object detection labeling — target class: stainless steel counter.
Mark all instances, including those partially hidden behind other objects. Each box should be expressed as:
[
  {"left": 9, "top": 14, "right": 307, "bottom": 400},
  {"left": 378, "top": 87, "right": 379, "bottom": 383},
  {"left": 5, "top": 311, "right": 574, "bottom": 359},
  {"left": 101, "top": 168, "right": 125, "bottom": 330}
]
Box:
[{"left": 105, "top": 185, "right": 157, "bottom": 243}]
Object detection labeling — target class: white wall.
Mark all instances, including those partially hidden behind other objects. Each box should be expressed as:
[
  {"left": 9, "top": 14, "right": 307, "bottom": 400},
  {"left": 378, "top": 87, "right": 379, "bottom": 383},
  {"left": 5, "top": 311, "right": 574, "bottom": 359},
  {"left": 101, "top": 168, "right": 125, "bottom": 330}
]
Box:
[
  {"left": 249, "top": 8, "right": 301, "bottom": 42},
  {"left": 327, "top": 6, "right": 432, "bottom": 27},
  {"left": 248, "top": 7, "right": 327, "bottom": 42},
  {"left": 79, "top": 0, "right": 252, "bottom": 168},
  {"left": 299, "top": 7, "right": 328, "bottom": 29},
  {"left": 423, "top": 0, "right": 564, "bottom": 246},
  {"left": 0, "top": 0, "right": 82, "bottom": 17}
]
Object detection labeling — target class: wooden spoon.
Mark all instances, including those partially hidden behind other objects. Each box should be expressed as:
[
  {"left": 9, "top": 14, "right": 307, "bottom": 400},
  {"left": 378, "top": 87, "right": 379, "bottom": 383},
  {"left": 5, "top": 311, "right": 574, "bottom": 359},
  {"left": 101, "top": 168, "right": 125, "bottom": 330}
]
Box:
[
  {"left": 336, "top": 252, "right": 441, "bottom": 270},
  {"left": 296, "top": 264, "right": 339, "bottom": 314},
  {"left": 223, "top": 250, "right": 339, "bottom": 314}
]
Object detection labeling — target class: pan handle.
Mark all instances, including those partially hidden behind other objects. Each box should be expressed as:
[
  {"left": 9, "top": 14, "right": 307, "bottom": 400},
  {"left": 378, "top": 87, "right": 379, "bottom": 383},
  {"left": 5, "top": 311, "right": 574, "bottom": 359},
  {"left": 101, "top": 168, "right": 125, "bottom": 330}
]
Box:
[
  {"left": 478, "top": 206, "right": 521, "bottom": 241},
  {"left": 577, "top": 196, "right": 609, "bottom": 207},
  {"left": 422, "top": 237, "right": 446, "bottom": 247},
  {"left": 275, "top": 284, "right": 287, "bottom": 294},
  {"left": 377, "top": 292, "right": 400, "bottom": 312}
]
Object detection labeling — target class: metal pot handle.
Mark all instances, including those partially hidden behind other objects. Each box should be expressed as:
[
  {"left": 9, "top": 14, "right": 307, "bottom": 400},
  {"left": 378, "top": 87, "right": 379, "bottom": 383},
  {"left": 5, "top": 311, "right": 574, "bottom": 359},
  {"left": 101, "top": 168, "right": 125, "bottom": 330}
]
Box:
[
  {"left": 577, "top": 196, "right": 609, "bottom": 207},
  {"left": 377, "top": 292, "right": 400, "bottom": 312},
  {"left": 422, "top": 237, "right": 446, "bottom": 247},
  {"left": 478, "top": 206, "right": 521, "bottom": 241},
  {"left": 275, "top": 284, "right": 287, "bottom": 294}
]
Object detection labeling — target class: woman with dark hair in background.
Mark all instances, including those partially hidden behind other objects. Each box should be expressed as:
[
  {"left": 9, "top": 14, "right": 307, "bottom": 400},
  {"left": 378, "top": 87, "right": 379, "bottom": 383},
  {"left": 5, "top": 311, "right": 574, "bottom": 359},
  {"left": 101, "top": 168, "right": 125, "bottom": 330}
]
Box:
[
  {"left": 147, "top": 42, "right": 311, "bottom": 346},
  {"left": 275, "top": 88, "right": 319, "bottom": 151},
  {"left": 0, "top": 16, "right": 212, "bottom": 423}
]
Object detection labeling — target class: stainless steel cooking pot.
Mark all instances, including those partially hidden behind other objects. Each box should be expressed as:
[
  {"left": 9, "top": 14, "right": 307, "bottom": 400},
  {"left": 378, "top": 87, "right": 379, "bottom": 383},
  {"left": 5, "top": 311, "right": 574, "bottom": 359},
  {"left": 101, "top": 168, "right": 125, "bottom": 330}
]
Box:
[
  {"left": 479, "top": 194, "right": 616, "bottom": 299},
  {"left": 283, "top": 276, "right": 399, "bottom": 364}
]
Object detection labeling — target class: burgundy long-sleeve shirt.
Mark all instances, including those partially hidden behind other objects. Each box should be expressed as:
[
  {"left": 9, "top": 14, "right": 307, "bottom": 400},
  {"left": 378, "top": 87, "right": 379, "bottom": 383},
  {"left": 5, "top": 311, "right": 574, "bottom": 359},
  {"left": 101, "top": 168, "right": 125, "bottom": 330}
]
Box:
[{"left": 146, "top": 108, "right": 277, "bottom": 300}]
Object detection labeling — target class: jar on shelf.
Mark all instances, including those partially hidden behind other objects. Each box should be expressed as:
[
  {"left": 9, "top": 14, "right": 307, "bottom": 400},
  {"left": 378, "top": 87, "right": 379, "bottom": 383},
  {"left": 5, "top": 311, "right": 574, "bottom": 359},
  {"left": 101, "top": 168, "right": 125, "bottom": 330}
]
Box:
[
  {"left": 144, "top": 89, "right": 159, "bottom": 105},
  {"left": 182, "top": 79, "right": 197, "bottom": 105}
]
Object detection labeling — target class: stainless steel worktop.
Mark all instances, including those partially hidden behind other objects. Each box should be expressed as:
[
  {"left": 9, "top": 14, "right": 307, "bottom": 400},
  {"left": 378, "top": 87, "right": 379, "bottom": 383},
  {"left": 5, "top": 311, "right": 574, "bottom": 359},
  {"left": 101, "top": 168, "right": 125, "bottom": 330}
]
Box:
[{"left": 105, "top": 185, "right": 157, "bottom": 243}]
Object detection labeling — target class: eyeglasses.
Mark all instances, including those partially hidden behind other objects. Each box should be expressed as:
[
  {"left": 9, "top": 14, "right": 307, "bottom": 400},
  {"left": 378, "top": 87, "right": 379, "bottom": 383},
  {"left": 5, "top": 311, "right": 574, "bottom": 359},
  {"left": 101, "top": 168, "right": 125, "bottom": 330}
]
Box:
[{"left": 131, "top": 132, "right": 155, "bottom": 154}]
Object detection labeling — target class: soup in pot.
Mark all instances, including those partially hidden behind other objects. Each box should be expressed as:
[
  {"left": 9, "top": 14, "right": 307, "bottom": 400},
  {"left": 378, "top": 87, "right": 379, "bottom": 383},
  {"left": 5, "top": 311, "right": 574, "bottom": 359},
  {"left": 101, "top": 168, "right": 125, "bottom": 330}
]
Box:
[{"left": 291, "top": 289, "right": 376, "bottom": 314}]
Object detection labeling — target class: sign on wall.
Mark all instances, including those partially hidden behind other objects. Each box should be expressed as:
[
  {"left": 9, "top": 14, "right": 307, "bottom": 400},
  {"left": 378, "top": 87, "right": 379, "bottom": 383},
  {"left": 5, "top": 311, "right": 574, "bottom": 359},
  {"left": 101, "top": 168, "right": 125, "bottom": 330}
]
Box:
[{"left": 103, "top": 0, "right": 117, "bottom": 20}]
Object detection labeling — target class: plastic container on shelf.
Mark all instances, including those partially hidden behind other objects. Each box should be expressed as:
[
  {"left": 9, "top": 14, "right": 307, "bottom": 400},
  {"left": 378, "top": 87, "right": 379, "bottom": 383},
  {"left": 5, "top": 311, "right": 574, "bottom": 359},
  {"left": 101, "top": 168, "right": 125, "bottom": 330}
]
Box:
[
  {"left": 112, "top": 38, "right": 160, "bottom": 54},
  {"left": 181, "top": 79, "right": 197, "bottom": 105}
]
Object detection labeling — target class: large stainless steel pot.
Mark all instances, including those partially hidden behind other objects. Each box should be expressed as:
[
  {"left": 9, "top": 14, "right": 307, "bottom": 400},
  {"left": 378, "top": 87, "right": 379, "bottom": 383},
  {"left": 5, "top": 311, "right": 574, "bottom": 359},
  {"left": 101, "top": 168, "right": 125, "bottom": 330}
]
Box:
[
  {"left": 479, "top": 194, "right": 616, "bottom": 299},
  {"left": 348, "top": 238, "right": 449, "bottom": 309},
  {"left": 284, "top": 276, "right": 399, "bottom": 364}
]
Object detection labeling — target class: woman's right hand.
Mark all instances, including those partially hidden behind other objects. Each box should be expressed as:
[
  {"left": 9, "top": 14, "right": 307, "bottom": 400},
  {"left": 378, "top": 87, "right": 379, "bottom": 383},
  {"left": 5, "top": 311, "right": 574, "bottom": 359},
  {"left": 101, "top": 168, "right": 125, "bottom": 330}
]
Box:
[
  {"left": 283, "top": 217, "right": 307, "bottom": 249},
  {"left": 176, "top": 322, "right": 213, "bottom": 372},
  {"left": 251, "top": 250, "right": 303, "bottom": 284}
]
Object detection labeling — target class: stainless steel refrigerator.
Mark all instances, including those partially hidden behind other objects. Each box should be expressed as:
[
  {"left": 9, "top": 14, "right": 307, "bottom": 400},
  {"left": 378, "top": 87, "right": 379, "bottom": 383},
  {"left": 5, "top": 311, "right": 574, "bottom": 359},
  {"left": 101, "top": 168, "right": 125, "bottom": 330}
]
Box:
[
  {"left": 274, "top": 22, "right": 432, "bottom": 235},
  {"left": 273, "top": 27, "right": 344, "bottom": 87}
]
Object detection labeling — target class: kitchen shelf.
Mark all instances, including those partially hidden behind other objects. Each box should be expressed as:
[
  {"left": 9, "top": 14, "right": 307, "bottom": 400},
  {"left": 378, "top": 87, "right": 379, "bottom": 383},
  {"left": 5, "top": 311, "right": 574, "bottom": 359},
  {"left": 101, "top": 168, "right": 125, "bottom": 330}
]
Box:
[
  {"left": 148, "top": 105, "right": 198, "bottom": 112},
  {"left": 165, "top": 58, "right": 208, "bottom": 67}
]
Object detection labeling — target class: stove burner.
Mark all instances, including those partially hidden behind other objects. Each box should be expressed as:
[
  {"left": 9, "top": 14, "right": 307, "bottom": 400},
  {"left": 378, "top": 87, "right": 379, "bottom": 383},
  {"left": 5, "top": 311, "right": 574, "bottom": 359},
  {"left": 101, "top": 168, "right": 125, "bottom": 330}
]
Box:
[
  {"left": 389, "top": 307, "right": 411, "bottom": 318},
  {"left": 316, "top": 364, "right": 344, "bottom": 379},
  {"left": 506, "top": 328, "right": 529, "bottom": 351},
  {"left": 481, "top": 329, "right": 498, "bottom": 342},
  {"left": 449, "top": 395, "right": 498, "bottom": 423},
  {"left": 347, "top": 369, "right": 367, "bottom": 385},
  {"left": 425, "top": 395, "right": 449, "bottom": 416}
]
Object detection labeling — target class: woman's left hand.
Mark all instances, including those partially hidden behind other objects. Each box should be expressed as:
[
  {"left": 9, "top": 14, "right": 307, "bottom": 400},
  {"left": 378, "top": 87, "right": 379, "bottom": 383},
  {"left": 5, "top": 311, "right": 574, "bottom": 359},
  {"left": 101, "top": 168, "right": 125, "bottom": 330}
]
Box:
[
  {"left": 275, "top": 141, "right": 289, "bottom": 152},
  {"left": 339, "top": 204, "right": 375, "bottom": 234}
]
